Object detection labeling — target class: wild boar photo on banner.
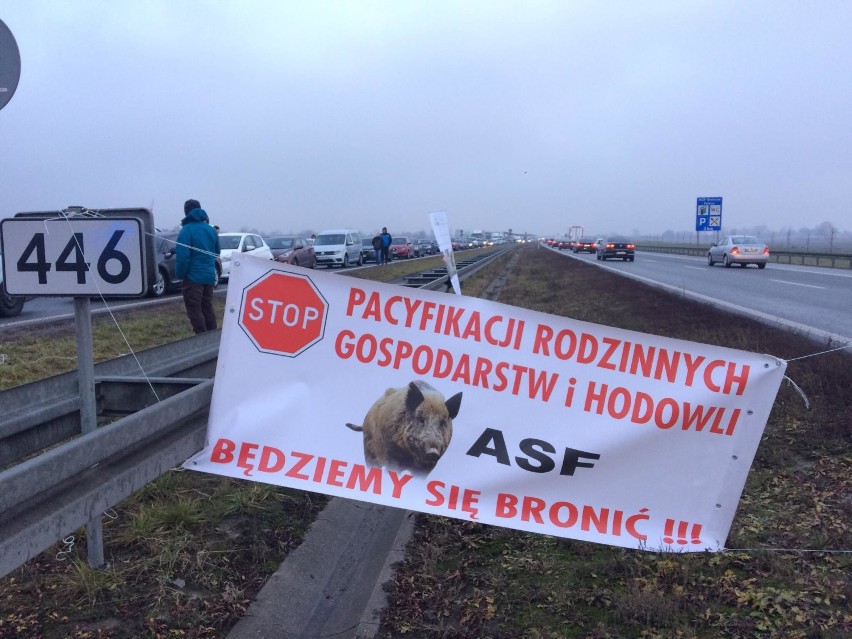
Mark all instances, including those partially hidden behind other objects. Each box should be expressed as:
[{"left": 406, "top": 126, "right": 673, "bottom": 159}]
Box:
[{"left": 346, "top": 380, "right": 463, "bottom": 476}]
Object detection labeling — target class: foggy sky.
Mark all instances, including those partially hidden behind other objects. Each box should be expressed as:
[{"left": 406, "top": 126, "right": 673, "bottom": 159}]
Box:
[{"left": 2, "top": 1, "right": 851, "bottom": 238}]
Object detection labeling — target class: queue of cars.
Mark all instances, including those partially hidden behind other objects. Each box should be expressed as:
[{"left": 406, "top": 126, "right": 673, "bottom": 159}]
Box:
[
  {"left": 548, "top": 233, "right": 773, "bottom": 269},
  {"left": 0, "top": 221, "right": 454, "bottom": 316},
  {"left": 0, "top": 224, "right": 780, "bottom": 319},
  {"left": 167, "top": 227, "right": 442, "bottom": 286},
  {"left": 359, "top": 237, "right": 438, "bottom": 263}
]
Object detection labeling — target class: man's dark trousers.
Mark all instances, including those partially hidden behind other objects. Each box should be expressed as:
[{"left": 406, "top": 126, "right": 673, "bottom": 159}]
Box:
[{"left": 182, "top": 280, "right": 217, "bottom": 334}]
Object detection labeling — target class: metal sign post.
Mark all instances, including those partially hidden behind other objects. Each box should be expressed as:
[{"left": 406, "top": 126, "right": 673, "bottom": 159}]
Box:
[
  {"left": 1, "top": 207, "right": 155, "bottom": 568},
  {"left": 74, "top": 296, "right": 104, "bottom": 566}
]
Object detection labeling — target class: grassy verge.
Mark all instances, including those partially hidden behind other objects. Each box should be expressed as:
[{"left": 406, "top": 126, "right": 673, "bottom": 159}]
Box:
[
  {"left": 0, "top": 472, "right": 327, "bottom": 638},
  {"left": 376, "top": 246, "right": 851, "bottom": 639},
  {"left": 0, "top": 298, "right": 225, "bottom": 391}
]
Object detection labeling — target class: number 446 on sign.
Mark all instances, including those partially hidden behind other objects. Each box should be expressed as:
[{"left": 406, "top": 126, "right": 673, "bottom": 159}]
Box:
[{"left": 0, "top": 217, "right": 146, "bottom": 297}]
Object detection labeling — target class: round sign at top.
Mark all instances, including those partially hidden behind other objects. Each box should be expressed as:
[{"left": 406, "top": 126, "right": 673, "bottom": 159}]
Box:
[{"left": 0, "top": 19, "right": 22, "bottom": 111}]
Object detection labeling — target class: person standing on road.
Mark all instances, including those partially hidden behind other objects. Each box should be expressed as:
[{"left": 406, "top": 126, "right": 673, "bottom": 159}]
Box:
[
  {"left": 176, "top": 199, "right": 221, "bottom": 334},
  {"left": 371, "top": 233, "right": 383, "bottom": 265},
  {"left": 380, "top": 227, "right": 392, "bottom": 265}
]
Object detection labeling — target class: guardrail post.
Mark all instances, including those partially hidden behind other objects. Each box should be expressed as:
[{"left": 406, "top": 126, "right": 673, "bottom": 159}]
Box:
[{"left": 74, "top": 296, "right": 104, "bottom": 568}]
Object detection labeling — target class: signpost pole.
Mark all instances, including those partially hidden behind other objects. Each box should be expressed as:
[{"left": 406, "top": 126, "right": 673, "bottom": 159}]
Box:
[{"left": 74, "top": 296, "right": 104, "bottom": 567}]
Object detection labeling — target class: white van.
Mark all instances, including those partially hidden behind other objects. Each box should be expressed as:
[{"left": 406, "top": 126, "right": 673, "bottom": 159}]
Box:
[{"left": 313, "top": 229, "right": 363, "bottom": 268}]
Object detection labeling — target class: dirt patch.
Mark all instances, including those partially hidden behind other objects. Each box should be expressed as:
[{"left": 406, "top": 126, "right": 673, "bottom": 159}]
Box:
[{"left": 479, "top": 249, "right": 520, "bottom": 300}]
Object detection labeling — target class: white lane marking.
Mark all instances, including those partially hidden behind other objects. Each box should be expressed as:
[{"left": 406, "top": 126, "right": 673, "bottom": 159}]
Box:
[
  {"left": 769, "top": 279, "right": 825, "bottom": 290},
  {"left": 644, "top": 251, "right": 852, "bottom": 278},
  {"left": 795, "top": 268, "right": 852, "bottom": 279},
  {"left": 683, "top": 266, "right": 704, "bottom": 271}
]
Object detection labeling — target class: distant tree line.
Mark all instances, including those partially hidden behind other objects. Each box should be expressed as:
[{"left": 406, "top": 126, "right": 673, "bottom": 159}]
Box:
[{"left": 642, "top": 221, "right": 850, "bottom": 252}]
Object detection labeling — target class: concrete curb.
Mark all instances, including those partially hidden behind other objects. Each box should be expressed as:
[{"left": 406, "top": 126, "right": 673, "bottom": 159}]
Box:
[
  {"left": 355, "top": 508, "right": 416, "bottom": 638},
  {"left": 226, "top": 498, "right": 413, "bottom": 639}
]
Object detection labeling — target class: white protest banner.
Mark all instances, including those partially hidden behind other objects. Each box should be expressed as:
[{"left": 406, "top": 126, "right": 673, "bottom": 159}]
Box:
[
  {"left": 185, "top": 255, "right": 786, "bottom": 552},
  {"left": 428, "top": 210, "right": 460, "bottom": 295}
]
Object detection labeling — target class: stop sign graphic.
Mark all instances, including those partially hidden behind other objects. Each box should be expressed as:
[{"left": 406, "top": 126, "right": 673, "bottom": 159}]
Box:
[{"left": 239, "top": 271, "right": 329, "bottom": 356}]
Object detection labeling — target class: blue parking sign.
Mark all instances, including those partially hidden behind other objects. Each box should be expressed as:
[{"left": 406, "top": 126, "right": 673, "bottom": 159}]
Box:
[{"left": 696, "top": 197, "right": 722, "bottom": 231}]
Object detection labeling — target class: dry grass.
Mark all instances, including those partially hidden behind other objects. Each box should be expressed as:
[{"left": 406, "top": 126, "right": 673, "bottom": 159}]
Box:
[
  {"left": 0, "top": 469, "right": 327, "bottom": 639},
  {"left": 0, "top": 297, "right": 223, "bottom": 391}
]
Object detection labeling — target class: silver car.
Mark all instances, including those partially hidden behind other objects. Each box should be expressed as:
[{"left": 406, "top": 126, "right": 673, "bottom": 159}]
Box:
[{"left": 707, "top": 235, "right": 769, "bottom": 269}]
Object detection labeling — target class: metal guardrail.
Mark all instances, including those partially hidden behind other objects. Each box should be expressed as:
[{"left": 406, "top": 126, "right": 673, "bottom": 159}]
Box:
[
  {"left": 0, "top": 330, "right": 220, "bottom": 466},
  {"left": 636, "top": 243, "right": 852, "bottom": 269},
  {"left": 407, "top": 247, "right": 515, "bottom": 290},
  {"left": 0, "top": 383, "right": 212, "bottom": 578},
  {"left": 0, "top": 330, "right": 219, "bottom": 578},
  {"left": 0, "top": 248, "right": 515, "bottom": 579}
]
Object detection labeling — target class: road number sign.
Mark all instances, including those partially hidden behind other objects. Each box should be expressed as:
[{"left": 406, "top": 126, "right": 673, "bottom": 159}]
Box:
[
  {"left": 1, "top": 218, "right": 146, "bottom": 296},
  {"left": 239, "top": 270, "right": 328, "bottom": 356}
]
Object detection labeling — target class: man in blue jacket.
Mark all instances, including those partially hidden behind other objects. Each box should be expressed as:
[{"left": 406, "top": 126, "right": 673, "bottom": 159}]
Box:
[
  {"left": 175, "top": 199, "right": 221, "bottom": 333},
  {"left": 380, "top": 227, "right": 392, "bottom": 265}
]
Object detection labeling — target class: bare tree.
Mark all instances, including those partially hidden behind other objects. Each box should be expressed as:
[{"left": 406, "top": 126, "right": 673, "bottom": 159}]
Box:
[{"left": 818, "top": 221, "right": 837, "bottom": 253}]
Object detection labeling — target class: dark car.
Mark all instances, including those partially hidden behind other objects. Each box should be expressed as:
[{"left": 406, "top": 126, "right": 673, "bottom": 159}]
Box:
[
  {"left": 150, "top": 232, "right": 223, "bottom": 297},
  {"left": 360, "top": 238, "right": 378, "bottom": 263},
  {"left": 0, "top": 242, "right": 27, "bottom": 317},
  {"left": 596, "top": 237, "right": 635, "bottom": 262},
  {"left": 415, "top": 239, "right": 437, "bottom": 255},
  {"left": 573, "top": 238, "right": 597, "bottom": 253},
  {"left": 0, "top": 282, "right": 24, "bottom": 317},
  {"left": 265, "top": 236, "right": 317, "bottom": 269},
  {"left": 0, "top": 233, "right": 36, "bottom": 316}
]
